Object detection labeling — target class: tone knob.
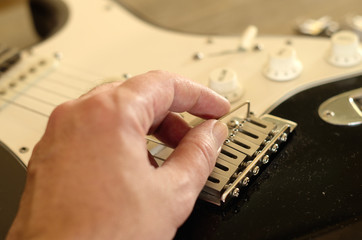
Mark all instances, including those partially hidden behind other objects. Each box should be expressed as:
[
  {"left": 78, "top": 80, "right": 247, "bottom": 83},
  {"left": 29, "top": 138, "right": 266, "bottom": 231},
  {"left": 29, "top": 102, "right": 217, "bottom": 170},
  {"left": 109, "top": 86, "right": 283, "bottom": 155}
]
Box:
[
  {"left": 327, "top": 30, "right": 362, "bottom": 67},
  {"left": 263, "top": 46, "right": 303, "bottom": 81},
  {"left": 208, "top": 68, "right": 243, "bottom": 103}
]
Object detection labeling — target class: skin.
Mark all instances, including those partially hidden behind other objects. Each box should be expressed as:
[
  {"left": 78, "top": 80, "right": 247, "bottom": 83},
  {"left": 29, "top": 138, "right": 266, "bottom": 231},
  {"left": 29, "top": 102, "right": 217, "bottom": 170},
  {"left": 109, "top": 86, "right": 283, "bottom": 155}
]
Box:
[{"left": 7, "top": 70, "right": 230, "bottom": 240}]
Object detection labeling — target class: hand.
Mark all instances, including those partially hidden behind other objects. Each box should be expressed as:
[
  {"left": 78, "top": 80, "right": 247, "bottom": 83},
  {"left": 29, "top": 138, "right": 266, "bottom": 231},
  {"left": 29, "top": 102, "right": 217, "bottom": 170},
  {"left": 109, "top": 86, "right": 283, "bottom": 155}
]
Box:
[{"left": 7, "top": 71, "right": 230, "bottom": 240}]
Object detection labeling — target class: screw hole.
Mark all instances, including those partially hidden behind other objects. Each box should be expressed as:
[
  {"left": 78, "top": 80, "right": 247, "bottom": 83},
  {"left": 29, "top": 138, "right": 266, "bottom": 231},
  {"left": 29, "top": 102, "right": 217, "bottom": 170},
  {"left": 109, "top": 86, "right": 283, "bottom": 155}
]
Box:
[{"left": 19, "top": 147, "right": 29, "bottom": 154}]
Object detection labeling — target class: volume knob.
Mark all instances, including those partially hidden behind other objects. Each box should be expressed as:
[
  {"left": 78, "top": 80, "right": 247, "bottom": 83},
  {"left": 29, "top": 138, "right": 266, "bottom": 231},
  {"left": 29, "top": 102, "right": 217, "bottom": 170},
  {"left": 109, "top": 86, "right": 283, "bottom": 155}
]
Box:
[
  {"left": 208, "top": 68, "right": 243, "bottom": 103},
  {"left": 263, "top": 46, "right": 303, "bottom": 81},
  {"left": 327, "top": 30, "right": 362, "bottom": 67}
]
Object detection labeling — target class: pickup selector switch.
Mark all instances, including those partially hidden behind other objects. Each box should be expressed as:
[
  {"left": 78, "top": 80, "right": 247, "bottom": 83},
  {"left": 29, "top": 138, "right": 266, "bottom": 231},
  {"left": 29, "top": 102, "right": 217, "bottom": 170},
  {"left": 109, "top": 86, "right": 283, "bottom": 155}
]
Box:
[
  {"left": 263, "top": 46, "right": 303, "bottom": 81},
  {"left": 327, "top": 30, "right": 362, "bottom": 67},
  {"left": 208, "top": 68, "right": 243, "bottom": 103}
]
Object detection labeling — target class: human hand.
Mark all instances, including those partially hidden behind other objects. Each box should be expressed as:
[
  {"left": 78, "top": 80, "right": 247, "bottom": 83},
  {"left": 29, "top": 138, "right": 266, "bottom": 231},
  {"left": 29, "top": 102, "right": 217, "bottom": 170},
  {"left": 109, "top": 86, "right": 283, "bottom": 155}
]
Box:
[{"left": 7, "top": 71, "right": 230, "bottom": 240}]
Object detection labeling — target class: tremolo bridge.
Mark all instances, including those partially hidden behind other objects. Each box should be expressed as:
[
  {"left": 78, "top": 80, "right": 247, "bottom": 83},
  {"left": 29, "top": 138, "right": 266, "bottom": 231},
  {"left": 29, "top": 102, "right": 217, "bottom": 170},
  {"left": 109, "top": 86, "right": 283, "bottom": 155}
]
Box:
[{"left": 149, "top": 102, "right": 297, "bottom": 206}]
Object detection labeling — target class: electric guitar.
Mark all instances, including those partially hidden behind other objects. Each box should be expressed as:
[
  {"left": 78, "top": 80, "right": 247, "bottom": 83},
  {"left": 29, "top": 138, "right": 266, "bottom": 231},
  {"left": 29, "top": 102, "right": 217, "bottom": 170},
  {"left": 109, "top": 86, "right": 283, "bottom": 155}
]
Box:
[{"left": 1, "top": 0, "right": 361, "bottom": 239}]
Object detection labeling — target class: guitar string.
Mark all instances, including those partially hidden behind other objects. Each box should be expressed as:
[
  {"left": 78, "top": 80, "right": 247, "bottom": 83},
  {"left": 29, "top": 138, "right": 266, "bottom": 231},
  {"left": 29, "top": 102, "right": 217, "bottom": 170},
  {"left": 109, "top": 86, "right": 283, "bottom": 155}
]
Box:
[
  {"left": 31, "top": 84, "right": 75, "bottom": 100},
  {"left": 0, "top": 64, "right": 104, "bottom": 118},
  {"left": 0, "top": 97, "right": 49, "bottom": 117},
  {"left": 9, "top": 92, "right": 57, "bottom": 107},
  {"left": 0, "top": 55, "right": 132, "bottom": 120},
  {"left": 44, "top": 75, "right": 90, "bottom": 92},
  {"left": 57, "top": 62, "right": 105, "bottom": 80},
  {"left": 56, "top": 68, "right": 100, "bottom": 84}
]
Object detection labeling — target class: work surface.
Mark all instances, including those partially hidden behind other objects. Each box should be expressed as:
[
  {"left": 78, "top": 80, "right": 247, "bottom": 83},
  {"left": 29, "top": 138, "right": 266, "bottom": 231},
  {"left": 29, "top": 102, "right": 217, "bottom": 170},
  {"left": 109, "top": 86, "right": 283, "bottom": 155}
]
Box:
[{"left": 118, "top": 0, "right": 362, "bottom": 36}]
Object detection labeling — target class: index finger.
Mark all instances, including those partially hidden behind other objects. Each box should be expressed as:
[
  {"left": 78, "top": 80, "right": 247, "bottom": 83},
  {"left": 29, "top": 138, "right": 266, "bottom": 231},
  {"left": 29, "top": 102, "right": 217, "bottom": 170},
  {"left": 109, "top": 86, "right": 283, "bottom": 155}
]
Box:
[{"left": 119, "top": 70, "right": 230, "bottom": 134}]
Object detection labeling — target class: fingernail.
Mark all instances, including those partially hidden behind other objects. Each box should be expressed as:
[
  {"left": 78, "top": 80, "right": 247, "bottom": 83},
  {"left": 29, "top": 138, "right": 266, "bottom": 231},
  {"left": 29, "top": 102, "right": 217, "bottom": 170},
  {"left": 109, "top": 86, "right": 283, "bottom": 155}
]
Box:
[{"left": 213, "top": 121, "right": 228, "bottom": 148}]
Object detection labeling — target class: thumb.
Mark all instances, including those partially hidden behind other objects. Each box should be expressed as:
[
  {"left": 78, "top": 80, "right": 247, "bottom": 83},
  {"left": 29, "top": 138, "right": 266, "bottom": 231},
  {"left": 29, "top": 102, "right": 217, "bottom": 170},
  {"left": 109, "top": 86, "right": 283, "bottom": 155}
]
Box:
[{"left": 160, "top": 119, "right": 228, "bottom": 202}]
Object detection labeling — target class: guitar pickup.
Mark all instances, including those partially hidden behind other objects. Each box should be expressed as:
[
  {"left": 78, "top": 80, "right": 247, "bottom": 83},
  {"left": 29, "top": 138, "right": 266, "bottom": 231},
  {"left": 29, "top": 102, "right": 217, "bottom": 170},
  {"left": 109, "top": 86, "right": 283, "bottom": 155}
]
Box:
[
  {"left": 148, "top": 102, "right": 297, "bottom": 206},
  {"left": 0, "top": 44, "right": 20, "bottom": 73}
]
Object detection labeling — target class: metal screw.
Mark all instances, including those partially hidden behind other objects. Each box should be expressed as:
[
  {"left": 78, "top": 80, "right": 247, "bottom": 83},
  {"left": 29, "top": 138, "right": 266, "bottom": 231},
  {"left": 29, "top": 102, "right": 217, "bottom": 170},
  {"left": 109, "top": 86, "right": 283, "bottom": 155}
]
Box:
[
  {"left": 242, "top": 177, "right": 250, "bottom": 186},
  {"left": 323, "top": 110, "right": 335, "bottom": 117},
  {"left": 262, "top": 155, "right": 269, "bottom": 164},
  {"left": 271, "top": 130, "right": 279, "bottom": 136},
  {"left": 253, "top": 43, "right": 264, "bottom": 51},
  {"left": 193, "top": 52, "right": 204, "bottom": 60},
  {"left": 271, "top": 144, "right": 279, "bottom": 153},
  {"left": 281, "top": 133, "right": 288, "bottom": 142},
  {"left": 252, "top": 166, "right": 260, "bottom": 175},
  {"left": 232, "top": 188, "right": 240, "bottom": 197},
  {"left": 123, "top": 73, "right": 132, "bottom": 80},
  {"left": 242, "top": 160, "right": 252, "bottom": 167},
  {"left": 228, "top": 119, "right": 240, "bottom": 128},
  {"left": 19, "top": 147, "right": 29, "bottom": 153}
]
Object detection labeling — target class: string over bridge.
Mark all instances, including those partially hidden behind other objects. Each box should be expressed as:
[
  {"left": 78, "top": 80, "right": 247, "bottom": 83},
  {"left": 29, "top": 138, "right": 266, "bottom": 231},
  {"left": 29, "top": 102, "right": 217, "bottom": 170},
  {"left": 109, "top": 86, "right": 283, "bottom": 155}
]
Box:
[{"left": 148, "top": 102, "right": 297, "bottom": 205}]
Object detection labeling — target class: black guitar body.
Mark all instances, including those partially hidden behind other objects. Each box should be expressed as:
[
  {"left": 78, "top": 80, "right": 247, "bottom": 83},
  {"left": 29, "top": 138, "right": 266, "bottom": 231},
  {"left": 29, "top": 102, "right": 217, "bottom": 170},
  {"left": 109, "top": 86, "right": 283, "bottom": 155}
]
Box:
[
  {"left": 0, "top": 142, "right": 26, "bottom": 240},
  {"left": 0, "top": 77, "right": 361, "bottom": 239},
  {"left": 176, "top": 76, "right": 362, "bottom": 239}
]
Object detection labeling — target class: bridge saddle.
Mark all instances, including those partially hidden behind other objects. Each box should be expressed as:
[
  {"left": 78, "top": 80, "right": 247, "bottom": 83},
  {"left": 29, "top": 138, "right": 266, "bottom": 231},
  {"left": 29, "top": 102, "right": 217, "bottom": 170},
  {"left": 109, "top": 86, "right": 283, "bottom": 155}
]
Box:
[{"left": 148, "top": 102, "right": 297, "bottom": 206}]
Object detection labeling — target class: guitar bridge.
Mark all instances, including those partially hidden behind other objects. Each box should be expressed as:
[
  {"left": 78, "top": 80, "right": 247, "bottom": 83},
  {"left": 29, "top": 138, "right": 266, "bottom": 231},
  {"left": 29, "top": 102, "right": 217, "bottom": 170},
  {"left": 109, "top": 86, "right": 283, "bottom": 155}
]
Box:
[{"left": 148, "top": 102, "right": 297, "bottom": 206}]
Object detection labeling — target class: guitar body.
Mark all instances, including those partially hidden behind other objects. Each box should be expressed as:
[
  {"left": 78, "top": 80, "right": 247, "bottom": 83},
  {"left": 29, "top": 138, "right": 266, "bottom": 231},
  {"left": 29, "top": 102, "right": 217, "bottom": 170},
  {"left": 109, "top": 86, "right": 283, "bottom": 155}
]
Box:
[
  {"left": 0, "top": 143, "right": 26, "bottom": 240},
  {"left": 0, "top": 0, "right": 361, "bottom": 238},
  {"left": 176, "top": 76, "right": 362, "bottom": 240}
]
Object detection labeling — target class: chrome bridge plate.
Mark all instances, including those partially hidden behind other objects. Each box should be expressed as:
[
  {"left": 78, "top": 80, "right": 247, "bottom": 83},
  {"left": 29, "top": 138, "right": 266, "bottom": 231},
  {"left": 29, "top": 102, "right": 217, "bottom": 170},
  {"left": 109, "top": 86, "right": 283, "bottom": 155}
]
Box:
[{"left": 148, "top": 102, "right": 297, "bottom": 206}]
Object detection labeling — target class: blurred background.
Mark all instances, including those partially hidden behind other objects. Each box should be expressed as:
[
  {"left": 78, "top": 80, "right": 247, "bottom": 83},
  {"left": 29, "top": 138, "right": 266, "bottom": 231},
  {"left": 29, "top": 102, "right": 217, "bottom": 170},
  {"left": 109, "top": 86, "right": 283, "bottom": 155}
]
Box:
[
  {"left": 1, "top": 0, "right": 362, "bottom": 49},
  {"left": 118, "top": 0, "right": 362, "bottom": 36}
]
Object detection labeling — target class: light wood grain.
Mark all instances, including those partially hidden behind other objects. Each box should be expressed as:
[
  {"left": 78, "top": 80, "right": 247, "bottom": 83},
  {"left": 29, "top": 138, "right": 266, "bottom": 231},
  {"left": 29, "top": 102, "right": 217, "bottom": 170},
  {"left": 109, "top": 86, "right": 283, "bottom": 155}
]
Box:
[{"left": 117, "top": 0, "right": 362, "bottom": 36}]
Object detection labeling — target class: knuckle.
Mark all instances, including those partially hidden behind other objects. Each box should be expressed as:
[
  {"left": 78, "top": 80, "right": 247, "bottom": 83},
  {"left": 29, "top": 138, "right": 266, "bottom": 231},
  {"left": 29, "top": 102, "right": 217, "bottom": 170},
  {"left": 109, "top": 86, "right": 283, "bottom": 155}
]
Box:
[{"left": 48, "top": 101, "right": 73, "bottom": 126}]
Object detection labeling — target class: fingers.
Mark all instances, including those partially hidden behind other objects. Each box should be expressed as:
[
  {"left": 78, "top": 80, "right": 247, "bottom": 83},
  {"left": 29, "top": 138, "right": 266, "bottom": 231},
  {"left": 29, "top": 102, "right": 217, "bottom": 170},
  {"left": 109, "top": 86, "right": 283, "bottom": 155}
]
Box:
[
  {"left": 118, "top": 70, "right": 230, "bottom": 135},
  {"left": 160, "top": 120, "right": 228, "bottom": 199},
  {"left": 151, "top": 112, "right": 191, "bottom": 148}
]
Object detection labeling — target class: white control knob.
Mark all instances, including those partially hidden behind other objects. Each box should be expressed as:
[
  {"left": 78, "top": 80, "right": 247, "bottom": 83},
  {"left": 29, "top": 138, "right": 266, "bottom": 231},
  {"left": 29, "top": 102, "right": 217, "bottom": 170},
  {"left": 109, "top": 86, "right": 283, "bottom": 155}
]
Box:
[
  {"left": 327, "top": 30, "right": 362, "bottom": 67},
  {"left": 263, "top": 46, "right": 303, "bottom": 81},
  {"left": 208, "top": 68, "right": 243, "bottom": 103}
]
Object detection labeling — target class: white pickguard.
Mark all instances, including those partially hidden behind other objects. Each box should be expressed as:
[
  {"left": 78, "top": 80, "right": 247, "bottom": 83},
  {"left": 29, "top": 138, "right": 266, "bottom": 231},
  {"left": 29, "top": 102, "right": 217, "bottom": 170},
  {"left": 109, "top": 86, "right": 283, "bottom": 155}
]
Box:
[{"left": 1, "top": 0, "right": 362, "bottom": 166}]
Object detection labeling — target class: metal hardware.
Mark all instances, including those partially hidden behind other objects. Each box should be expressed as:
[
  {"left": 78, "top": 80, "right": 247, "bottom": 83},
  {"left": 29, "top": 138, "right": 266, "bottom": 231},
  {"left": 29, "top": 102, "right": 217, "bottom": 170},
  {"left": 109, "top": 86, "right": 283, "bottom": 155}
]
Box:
[
  {"left": 220, "top": 124, "right": 292, "bottom": 204},
  {"left": 232, "top": 188, "right": 240, "bottom": 197},
  {"left": 252, "top": 166, "right": 260, "bottom": 175},
  {"left": 19, "top": 147, "right": 29, "bottom": 154},
  {"left": 318, "top": 88, "right": 362, "bottom": 126},
  {"left": 148, "top": 102, "right": 297, "bottom": 206},
  {"left": 261, "top": 155, "right": 269, "bottom": 164},
  {"left": 193, "top": 52, "right": 204, "bottom": 60},
  {"left": 241, "top": 177, "right": 250, "bottom": 186},
  {"left": 271, "top": 143, "right": 279, "bottom": 153}
]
